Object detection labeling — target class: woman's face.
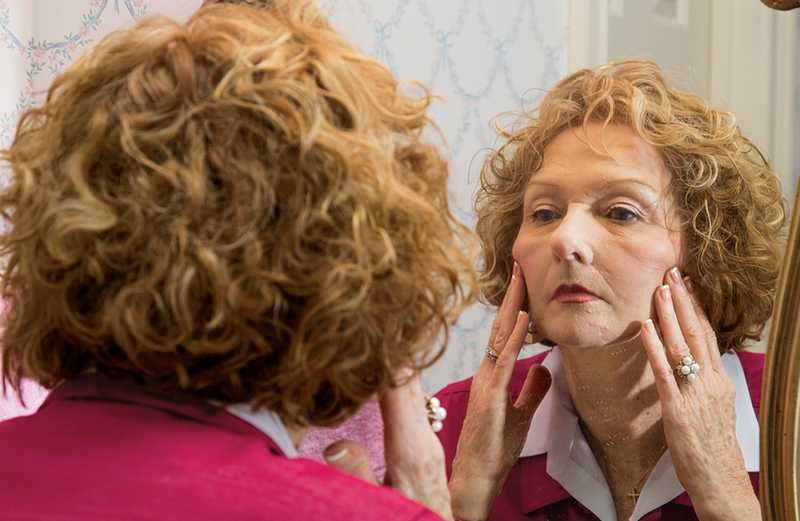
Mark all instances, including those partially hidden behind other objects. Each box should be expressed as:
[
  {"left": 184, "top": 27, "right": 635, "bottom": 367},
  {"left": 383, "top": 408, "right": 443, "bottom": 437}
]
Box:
[{"left": 512, "top": 123, "right": 684, "bottom": 348}]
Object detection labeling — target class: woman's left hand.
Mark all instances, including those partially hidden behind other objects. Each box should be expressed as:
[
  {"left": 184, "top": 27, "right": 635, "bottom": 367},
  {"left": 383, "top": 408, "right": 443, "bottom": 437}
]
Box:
[{"left": 640, "top": 267, "right": 760, "bottom": 521}]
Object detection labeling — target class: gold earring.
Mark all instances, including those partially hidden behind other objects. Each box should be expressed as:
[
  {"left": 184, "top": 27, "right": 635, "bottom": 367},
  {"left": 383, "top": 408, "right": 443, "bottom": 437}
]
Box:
[{"left": 525, "top": 320, "right": 539, "bottom": 344}]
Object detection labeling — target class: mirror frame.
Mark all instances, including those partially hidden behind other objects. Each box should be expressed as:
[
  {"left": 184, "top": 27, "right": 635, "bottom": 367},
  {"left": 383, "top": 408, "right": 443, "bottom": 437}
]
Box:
[{"left": 761, "top": 185, "right": 800, "bottom": 520}]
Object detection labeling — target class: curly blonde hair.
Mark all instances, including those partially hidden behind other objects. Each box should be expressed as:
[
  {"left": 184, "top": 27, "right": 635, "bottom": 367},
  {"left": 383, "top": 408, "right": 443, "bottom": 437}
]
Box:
[
  {"left": 477, "top": 60, "right": 786, "bottom": 352},
  {"left": 0, "top": 2, "right": 478, "bottom": 426},
  {"left": 202, "top": 0, "right": 273, "bottom": 9}
]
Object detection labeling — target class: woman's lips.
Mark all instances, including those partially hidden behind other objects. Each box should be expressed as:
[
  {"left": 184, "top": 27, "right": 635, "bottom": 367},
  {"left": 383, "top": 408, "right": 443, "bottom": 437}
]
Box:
[{"left": 552, "top": 284, "right": 599, "bottom": 303}]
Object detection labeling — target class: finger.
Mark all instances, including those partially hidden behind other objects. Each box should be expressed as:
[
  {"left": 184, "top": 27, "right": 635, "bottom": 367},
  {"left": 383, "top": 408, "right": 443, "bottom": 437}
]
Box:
[
  {"left": 492, "top": 311, "right": 529, "bottom": 386},
  {"left": 513, "top": 364, "right": 551, "bottom": 416},
  {"left": 488, "top": 262, "right": 527, "bottom": 356},
  {"left": 324, "top": 440, "right": 379, "bottom": 485},
  {"left": 684, "top": 277, "right": 723, "bottom": 372},
  {"left": 654, "top": 284, "right": 693, "bottom": 367},
  {"left": 641, "top": 318, "right": 681, "bottom": 401},
  {"left": 665, "top": 268, "right": 709, "bottom": 368}
]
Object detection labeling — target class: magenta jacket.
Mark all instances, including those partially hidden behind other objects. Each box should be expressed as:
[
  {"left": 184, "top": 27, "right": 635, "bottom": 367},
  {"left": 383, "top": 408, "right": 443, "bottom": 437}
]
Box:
[
  {"left": 0, "top": 374, "right": 441, "bottom": 521},
  {"left": 436, "top": 350, "right": 763, "bottom": 521}
]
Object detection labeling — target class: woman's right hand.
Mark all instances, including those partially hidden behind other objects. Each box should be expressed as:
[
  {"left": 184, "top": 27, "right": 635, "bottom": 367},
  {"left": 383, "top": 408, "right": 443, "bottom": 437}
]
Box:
[
  {"left": 324, "top": 371, "right": 454, "bottom": 520},
  {"left": 448, "top": 262, "right": 552, "bottom": 521}
]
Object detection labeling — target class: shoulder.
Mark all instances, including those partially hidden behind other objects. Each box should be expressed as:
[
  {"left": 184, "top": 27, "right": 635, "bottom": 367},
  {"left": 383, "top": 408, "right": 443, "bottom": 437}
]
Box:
[
  {"left": 0, "top": 396, "right": 438, "bottom": 521},
  {"left": 736, "top": 350, "right": 765, "bottom": 417},
  {"left": 264, "top": 457, "right": 441, "bottom": 521},
  {"left": 736, "top": 349, "right": 765, "bottom": 381}
]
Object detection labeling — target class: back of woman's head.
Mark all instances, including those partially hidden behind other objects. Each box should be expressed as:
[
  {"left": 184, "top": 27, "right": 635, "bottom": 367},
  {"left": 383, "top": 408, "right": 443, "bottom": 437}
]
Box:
[{"left": 0, "top": 3, "right": 477, "bottom": 426}]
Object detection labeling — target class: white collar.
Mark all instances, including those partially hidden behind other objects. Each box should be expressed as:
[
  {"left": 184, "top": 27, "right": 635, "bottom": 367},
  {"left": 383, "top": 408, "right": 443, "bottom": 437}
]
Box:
[
  {"left": 519, "top": 347, "right": 759, "bottom": 521},
  {"left": 225, "top": 403, "right": 298, "bottom": 457}
]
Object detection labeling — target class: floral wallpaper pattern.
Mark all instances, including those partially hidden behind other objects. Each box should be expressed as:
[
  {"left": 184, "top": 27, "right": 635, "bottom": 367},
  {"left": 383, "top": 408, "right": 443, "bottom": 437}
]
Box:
[
  {"left": 0, "top": 0, "right": 568, "bottom": 420},
  {"left": 0, "top": 0, "right": 148, "bottom": 145}
]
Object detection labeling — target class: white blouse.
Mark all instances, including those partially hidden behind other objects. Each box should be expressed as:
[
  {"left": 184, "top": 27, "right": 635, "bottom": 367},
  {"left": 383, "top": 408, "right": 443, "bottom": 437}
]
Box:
[
  {"left": 226, "top": 403, "right": 298, "bottom": 457},
  {"left": 519, "top": 347, "right": 759, "bottom": 521}
]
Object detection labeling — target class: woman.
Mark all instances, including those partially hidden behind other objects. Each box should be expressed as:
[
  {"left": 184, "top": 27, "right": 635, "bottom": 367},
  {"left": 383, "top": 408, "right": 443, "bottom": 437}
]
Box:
[
  {"left": 436, "top": 61, "right": 785, "bottom": 520},
  {"left": 0, "top": 2, "right": 479, "bottom": 520}
]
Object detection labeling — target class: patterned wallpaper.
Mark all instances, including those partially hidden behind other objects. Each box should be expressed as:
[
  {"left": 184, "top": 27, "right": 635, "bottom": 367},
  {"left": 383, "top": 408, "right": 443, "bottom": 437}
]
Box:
[
  {"left": 318, "top": 0, "right": 568, "bottom": 392},
  {"left": 0, "top": 0, "right": 568, "bottom": 419},
  {"left": 0, "top": 0, "right": 145, "bottom": 146}
]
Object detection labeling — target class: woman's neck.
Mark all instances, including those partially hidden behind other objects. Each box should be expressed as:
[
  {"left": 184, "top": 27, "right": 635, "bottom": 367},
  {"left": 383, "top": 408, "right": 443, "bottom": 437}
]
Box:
[
  {"left": 281, "top": 418, "right": 307, "bottom": 449},
  {"left": 559, "top": 332, "right": 666, "bottom": 516}
]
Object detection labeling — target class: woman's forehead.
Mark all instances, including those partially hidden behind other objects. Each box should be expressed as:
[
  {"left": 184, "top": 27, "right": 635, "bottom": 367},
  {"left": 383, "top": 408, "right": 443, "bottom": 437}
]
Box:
[{"left": 533, "top": 124, "right": 669, "bottom": 191}]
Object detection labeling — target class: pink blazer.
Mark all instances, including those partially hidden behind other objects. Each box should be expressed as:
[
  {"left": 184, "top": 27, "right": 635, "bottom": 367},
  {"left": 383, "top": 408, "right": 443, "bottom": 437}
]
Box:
[
  {"left": 435, "top": 350, "right": 764, "bottom": 521},
  {"left": 0, "top": 375, "right": 441, "bottom": 521}
]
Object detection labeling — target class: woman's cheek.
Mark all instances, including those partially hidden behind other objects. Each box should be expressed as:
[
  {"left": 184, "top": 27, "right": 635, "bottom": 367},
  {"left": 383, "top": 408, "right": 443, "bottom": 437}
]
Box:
[
  {"left": 612, "top": 237, "right": 682, "bottom": 314},
  {"left": 512, "top": 232, "right": 543, "bottom": 308},
  {"left": 623, "top": 234, "right": 682, "bottom": 279},
  {"left": 511, "top": 232, "right": 536, "bottom": 274}
]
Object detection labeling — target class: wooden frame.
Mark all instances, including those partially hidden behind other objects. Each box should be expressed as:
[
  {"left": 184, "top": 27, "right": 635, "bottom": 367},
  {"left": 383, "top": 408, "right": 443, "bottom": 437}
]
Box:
[{"left": 761, "top": 186, "right": 800, "bottom": 521}]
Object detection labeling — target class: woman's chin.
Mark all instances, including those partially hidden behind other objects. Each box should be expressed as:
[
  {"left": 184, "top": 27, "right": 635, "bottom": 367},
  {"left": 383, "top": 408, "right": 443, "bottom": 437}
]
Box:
[
  {"left": 539, "top": 322, "right": 631, "bottom": 349},
  {"left": 545, "top": 328, "right": 640, "bottom": 349}
]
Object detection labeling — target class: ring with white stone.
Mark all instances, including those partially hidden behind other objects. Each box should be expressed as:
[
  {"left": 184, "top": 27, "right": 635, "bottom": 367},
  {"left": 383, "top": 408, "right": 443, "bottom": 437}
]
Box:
[
  {"left": 425, "top": 395, "right": 447, "bottom": 433},
  {"left": 675, "top": 354, "right": 701, "bottom": 383}
]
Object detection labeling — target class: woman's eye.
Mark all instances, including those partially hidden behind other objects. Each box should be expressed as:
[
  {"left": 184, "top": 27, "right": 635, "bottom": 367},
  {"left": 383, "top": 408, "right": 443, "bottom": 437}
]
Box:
[
  {"left": 606, "top": 206, "right": 640, "bottom": 223},
  {"left": 530, "top": 208, "right": 559, "bottom": 223}
]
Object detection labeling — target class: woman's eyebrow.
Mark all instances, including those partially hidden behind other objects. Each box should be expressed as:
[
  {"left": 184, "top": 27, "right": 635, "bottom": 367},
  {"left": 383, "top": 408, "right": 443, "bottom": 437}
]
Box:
[
  {"left": 525, "top": 180, "right": 561, "bottom": 190},
  {"left": 599, "top": 178, "right": 660, "bottom": 195},
  {"left": 525, "top": 177, "right": 659, "bottom": 194}
]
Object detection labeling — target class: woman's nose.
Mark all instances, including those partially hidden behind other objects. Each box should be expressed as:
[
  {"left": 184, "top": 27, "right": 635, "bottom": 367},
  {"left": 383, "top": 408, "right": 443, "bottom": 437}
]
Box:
[{"left": 549, "top": 209, "right": 595, "bottom": 265}]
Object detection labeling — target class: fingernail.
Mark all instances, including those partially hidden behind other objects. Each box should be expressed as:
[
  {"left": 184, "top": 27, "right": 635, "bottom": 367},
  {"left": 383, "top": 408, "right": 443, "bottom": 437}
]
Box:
[
  {"left": 324, "top": 448, "right": 348, "bottom": 462},
  {"left": 643, "top": 318, "right": 655, "bottom": 332},
  {"left": 513, "top": 262, "right": 521, "bottom": 279},
  {"left": 659, "top": 284, "right": 671, "bottom": 301},
  {"left": 683, "top": 277, "right": 694, "bottom": 292},
  {"left": 668, "top": 267, "right": 682, "bottom": 285}
]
